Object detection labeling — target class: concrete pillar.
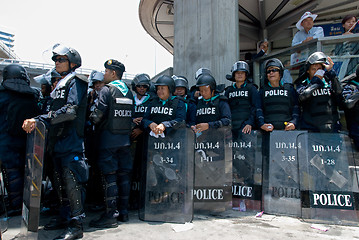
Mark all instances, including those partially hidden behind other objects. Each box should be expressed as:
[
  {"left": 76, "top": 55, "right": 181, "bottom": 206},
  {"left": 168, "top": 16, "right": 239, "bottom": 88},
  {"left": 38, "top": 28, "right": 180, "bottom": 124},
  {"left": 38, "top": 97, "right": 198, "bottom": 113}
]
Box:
[{"left": 173, "top": 0, "right": 239, "bottom": 87}]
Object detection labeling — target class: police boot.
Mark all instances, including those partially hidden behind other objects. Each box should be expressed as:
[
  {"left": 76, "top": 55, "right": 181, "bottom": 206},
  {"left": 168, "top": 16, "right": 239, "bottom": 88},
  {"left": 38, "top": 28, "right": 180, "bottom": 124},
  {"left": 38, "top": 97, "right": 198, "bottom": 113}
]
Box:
[
  {"left": 117, "top": 171, "right": 131, "bottom": 222},
  {"left": 53, "top": 219, "right": 83, "bottom": 240},
  {"left": 57, "top": 168, "right": 86, "bottom": 238},
  {"left": 89, "top": 173, "right": 118, "bottom": 228},
  {"left": 44, "top": 172, "right": 69, "bottom": 230}
]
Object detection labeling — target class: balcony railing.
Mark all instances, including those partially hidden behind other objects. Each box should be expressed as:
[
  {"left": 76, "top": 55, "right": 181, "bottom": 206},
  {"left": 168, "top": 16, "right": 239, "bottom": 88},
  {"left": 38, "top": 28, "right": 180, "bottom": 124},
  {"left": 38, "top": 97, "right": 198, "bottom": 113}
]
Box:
[
  {"left": 252, "top": 34, "right": 359, "bottom": 87},
  {"left": 0, "top": 58, "right": 136, "bottom": 80}
]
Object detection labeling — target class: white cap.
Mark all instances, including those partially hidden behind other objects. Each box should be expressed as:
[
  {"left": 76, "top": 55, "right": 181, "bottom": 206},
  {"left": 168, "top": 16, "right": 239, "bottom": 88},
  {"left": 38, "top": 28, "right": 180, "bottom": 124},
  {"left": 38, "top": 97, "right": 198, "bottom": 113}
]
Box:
[{"left": 296, "top": 11, "right": 318, "bottom": 31}]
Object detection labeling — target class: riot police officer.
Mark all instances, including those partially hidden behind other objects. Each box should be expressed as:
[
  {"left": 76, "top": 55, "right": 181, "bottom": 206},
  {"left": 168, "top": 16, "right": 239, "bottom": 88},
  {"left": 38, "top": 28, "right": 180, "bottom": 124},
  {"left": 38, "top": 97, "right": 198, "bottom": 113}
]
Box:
[
  {"left": 173, "top": 75, "right": 196, "bottom": 126},
  {"left": 295, "top": 52, "right": 342, "bottom": 132},
  {"left": 225, "top": 61, "right": 260, "bottom": 136},
  {"left": 173, "top": 75, "right": 189, "bottom": 98},
  {"left": 85, "top": 70, "right": 105, "bottom": 210},
  {"left": 87, "top": 71, "right": 105, "bottom": 111},
  {"left": 0, "top": 64, "right": 41, "bottom": 216},
  {"left": 142, "top": 75, "right": 187, "bottom": 134},
  {"left": 34, "top": 68, "right": 54, "bottom": 114},
  {"left": 34, "top": 68, "right": 62, "bottom": 213},
  {"left": 130, "top": 73, "right": 152, "bottom": 210},
  {"left": 258, "top": 58, "right": 299, "bottom": 132},
  {"left": 191, "top": 74, "right": 231, "bottom": 133},
  {"left": 89, "top": 59, "right": 134, "bottom": 228},
  {"left": 132, "top": 73, "right": 152, "bottom": 139},
  {"left": 341, "top": 64, "right": 359, "bottom": 149},
  {"left": 23, "top": 44, "right": 88, "bottom": 240},
  {"left": 189, "top": 68, "right": 213, "bottom": 102}
]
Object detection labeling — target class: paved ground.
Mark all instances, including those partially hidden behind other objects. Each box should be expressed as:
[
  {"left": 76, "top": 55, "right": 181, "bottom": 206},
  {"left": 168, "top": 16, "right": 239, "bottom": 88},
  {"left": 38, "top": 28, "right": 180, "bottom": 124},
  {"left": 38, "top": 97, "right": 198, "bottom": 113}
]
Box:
[{"left": 3, "top": 210, "right": 359, "bottom": 240}]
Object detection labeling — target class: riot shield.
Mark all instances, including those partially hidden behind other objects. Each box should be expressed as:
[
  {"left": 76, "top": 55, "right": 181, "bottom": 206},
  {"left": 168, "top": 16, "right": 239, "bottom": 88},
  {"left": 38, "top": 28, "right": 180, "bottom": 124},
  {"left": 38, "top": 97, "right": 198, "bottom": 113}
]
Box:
[
  {"left": 298, "top": 133, "right": 359, "bottom": 225},
  {"left": 20, "top": 121, "right": 46, "bottom": 238},
  {"left": 231, "top": 130, "right": 262, "bottom": 212},
  {"left": 263, "top": 130, "right": 307, "bottom": 217},
  {"left": 129, "top": 132, "right": 146, "bottom": 210},
  {"left": 194, "top": 127, "right": 232, "bottom": 213},
  {"left": 139, "top": 127, "right": 194, "bottom": 223}
]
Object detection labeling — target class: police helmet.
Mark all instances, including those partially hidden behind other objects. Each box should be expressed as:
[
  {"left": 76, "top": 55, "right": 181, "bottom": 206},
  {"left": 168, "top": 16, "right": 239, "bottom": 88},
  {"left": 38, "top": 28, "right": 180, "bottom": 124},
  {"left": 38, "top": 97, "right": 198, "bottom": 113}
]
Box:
[
  {"left": 196, "top": 74, "right": 216, "bottom": 91},
  {"left": 88, "top": 70, "right": 104, "bottom": 88},
  {"left": 132, "top": 73, "right": 150, "bottom": 91},
  {"left": 51, "top": 44, "right": 81, "bottom": 69},
  {"left": 34, "top": 68, "right": 56, "bottom": 86},
  {"left": 155, "top": 75, "right": 175, "bottom": 93},
  {"left": 226, "top": 61, "right": 250, "bottom": 81},
  {"left": 306, "top": 52, "right": 327, "bottom": 70},
  {"left": 51, "top": 69, "right": 61, "bottom": 85},
  {"left": 173, "top": 75, "right": 189, "bottom": 91},
  {"left": 195, "top": 67, "right": 212, "bottom": 80},
  {"left": 265, "top": 58, "right": 284, "bottom": 77},
  {"left": 2, "top": 64, "right": 30, "bottom": 85},
  {"left": 51, "top": 69, "right": 61, "bottom": 79}
]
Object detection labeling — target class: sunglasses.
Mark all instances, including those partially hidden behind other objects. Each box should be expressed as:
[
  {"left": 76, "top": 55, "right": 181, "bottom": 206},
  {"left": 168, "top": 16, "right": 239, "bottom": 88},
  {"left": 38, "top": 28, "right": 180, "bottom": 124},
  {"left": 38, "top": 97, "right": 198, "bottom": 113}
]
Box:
[
  {"left": 137, "top": 85, "right": 148, "bottom": 88},
  {"left": 54, "top": 57, "right": 69, "bottom": 63},
  {"left": 266, "top": 68, "right": 280, "bottom": 74}
]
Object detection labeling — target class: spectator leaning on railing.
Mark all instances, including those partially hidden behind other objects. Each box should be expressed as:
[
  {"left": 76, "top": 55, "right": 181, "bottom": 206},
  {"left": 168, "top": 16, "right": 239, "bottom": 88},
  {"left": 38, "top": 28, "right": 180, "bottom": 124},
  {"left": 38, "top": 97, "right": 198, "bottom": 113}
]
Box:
[{"left": 292, "top": 12, "right": 324, "bottom": 46}]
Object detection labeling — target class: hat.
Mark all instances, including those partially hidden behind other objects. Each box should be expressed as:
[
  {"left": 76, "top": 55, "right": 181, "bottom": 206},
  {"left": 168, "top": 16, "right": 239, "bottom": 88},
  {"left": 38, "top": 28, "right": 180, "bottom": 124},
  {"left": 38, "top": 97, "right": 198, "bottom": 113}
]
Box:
[
  {"left": 104, "top": 59, "right": 125, "bottom": 73},
  {"left": 296, "top": 12, "right": 317, "bottom": 31}
]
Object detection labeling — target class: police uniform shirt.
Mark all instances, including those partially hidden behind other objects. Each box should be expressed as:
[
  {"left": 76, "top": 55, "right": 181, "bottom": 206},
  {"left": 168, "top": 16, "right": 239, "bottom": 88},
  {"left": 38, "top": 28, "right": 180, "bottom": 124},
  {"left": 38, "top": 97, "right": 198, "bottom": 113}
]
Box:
[
  {"left": 224, "top": 82, "right": 260, "bottom": 130},
  {"left": 142, "top": 96, "right": 186, "bottom": 130},
  {"left": 194, "top": 94, "right": 231, "bottom": 128},
  {"left": 257, "top": 82, "right": 299, "bottom": 129},
  {"left": 46, "top": 76, "right": 88, "bottom": 154},
  {"left": 133, "top": 93, "right": 152, "bottom": 119},
  {"left": 296, "top": 70, "right": 341, "bottom": 131},
  {"left": 95, "top": 84, "right": 134, "bottom": 149}
]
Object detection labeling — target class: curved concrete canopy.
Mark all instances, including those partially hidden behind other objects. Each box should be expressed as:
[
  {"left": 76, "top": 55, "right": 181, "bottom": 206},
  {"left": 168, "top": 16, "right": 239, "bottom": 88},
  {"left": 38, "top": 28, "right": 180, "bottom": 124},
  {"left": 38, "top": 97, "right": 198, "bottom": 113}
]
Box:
[{"left": 139, "top": 0, "right": 359, "bottom": 54}]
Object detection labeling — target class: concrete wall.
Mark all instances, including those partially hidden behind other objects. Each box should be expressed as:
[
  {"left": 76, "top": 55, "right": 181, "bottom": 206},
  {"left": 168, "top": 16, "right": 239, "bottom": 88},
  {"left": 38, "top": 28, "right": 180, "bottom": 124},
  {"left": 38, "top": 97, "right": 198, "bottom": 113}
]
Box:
[{"left": 173, "top": 0, "right": 239, "bottom": 88}]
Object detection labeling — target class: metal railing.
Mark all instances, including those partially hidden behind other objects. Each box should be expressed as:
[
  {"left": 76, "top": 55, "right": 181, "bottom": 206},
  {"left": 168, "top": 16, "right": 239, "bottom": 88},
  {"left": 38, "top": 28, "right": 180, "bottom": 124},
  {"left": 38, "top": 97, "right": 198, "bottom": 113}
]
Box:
[
  {"left": 252, "top": 34, "right": 359, "bottom": 87},
  {"left": 0, "top": 58, "right": 136, "bottom": 80}
]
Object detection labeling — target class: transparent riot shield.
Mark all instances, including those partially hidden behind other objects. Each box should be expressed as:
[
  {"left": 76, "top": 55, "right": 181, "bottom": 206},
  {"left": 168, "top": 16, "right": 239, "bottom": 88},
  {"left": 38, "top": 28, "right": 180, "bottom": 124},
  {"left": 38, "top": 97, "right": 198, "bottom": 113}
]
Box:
[
  {"left": 263, "top": 130, "right": 307, "bottom": 217},
  {"left": 139, "top": 127, "right": 194, "bottom": 223},
  {"left": 194, "top": 127, "right": 232, "bottom": 213},
  {"left": 231, "top": 130, "right": 262, "bottom": 212},
  {"left": 20, "top": 121, "right": 46, "bottom": 239},
  {"left": 298, "top": 133, "right": 359, "bottom": 225}
]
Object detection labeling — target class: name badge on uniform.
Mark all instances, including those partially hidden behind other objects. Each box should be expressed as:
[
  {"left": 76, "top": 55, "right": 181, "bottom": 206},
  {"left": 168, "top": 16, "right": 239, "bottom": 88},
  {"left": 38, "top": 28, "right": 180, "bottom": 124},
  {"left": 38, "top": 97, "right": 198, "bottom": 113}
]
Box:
[{"left": 116, "top": 98, "right": 133, "bottom": 105}]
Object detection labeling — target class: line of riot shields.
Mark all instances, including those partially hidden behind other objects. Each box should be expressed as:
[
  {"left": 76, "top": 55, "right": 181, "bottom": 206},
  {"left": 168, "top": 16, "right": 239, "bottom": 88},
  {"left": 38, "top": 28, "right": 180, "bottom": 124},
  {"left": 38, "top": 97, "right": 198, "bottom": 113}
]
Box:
[
  {"left": 20, "top": 123, "right": 359, "bottom": 231},
  {"left": 139, "top": 126, "right": 359, "bottom": 226}
]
